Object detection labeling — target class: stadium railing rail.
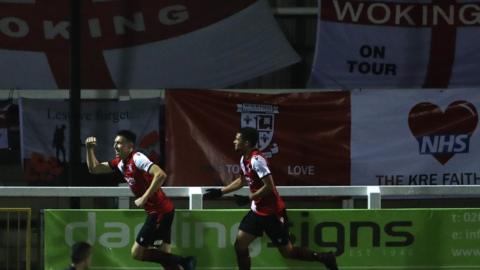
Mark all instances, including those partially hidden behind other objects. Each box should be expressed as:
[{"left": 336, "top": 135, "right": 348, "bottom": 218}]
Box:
[{"left": 1, "top": 185, "right": 480, "bottom": 210}]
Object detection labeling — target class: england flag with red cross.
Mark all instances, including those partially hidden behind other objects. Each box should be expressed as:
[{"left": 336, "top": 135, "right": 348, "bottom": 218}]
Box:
[
  {"left": 0, "top": 0, "right": 299, "bottom": 89},
  {"left": 309, "top": 0, "right": 480, "bottom": 89}
]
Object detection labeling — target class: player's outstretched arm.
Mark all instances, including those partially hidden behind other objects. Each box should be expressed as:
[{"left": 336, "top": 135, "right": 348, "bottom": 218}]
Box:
[
  {"left": 222, "top": 176, "right": 245, "bottom": 194},
  {"left": 203, "top": 176, "right": 245, "bottom": 199},
  {"left": 85, "top": 136, "right": 113, "bottom": 174}
]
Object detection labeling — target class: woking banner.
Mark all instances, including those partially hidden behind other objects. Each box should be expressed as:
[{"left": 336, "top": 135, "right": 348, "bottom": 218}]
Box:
[
  {"left": 0, "top": 0, "right": 299, "bottom": 89},
  {"left": 351, "top": 89, "right": 480, "bottom": 185},
  {"left": 165, "top": 90, "right": 350, "bottom": 186},
  {"left": 19, "top": 98, "right": 161, "bottom": 182},
  {"left": 44, "top": 209, "right": 480, "bottom": 269},
  {"left": 309, "top": 0, "right": 480, "bottom": 89}
]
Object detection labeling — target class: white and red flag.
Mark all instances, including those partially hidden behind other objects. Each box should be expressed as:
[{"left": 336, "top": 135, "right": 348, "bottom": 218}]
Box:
[
  {"left": 0, "top": 0, "right": 299, "bottom": 89},
  {"left": 309, "top": 0, "right": 480, "bottom": 88}
]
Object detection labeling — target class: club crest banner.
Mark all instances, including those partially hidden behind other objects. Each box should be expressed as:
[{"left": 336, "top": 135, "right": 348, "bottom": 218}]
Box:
[{"left": 165, "top": 90, "right": 350, "bottom": 186}]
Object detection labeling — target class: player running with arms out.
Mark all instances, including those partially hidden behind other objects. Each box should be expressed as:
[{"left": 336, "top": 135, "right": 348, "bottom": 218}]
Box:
[
  {"left": 204, "top": 127, "right": 338, "bottom": 270},
  {"left": 85, "top": 130, "right": 196, "bottom": 270}
]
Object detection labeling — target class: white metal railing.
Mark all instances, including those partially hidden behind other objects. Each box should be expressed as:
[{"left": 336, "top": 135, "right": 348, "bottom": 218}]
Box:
[{"left": 2, "top": 185, "right": 480, "bottom": 210}]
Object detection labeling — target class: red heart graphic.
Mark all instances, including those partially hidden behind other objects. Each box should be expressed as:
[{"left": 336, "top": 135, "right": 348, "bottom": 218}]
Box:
[{"left": 408, "top": 101, "right": 478, "bottom": 164}]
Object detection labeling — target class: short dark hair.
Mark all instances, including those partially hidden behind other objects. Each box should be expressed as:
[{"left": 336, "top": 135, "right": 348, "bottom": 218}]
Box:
[
  {"left": 71, "top": 241, "right": 91, "bottom": 264},
  {"left": 117, "top": 130, "right": 136, "bottom": 144},
  {"left": 238, "top": 127, "right": 258, "bottom": 147}
]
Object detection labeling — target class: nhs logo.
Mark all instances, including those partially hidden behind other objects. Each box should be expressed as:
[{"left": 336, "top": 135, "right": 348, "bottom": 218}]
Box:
[
  {"left": 409, "top": 101, "right": 478, "bottom": 164},
  {"left": 418, "top": 134, "right": 469, "bottom": 154}
]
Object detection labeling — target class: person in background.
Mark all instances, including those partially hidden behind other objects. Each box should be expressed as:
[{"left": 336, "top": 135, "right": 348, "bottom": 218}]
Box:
[{"left": 65, "top": 241, "right": 92, "bottom": 270}]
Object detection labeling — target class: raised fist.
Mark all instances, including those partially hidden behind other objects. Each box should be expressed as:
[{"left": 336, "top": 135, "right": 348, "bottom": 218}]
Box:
[{"left": 85, "top": 136, "right": 97, "bottom": 149}]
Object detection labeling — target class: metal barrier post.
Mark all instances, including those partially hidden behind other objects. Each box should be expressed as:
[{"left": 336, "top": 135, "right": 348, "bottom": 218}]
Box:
[
  {"left": 118, "top": 184, "right": 130, "bottom": 209},
  {"left": 367, "top": 186, "right": 381, "bottom": 209},
  {"left": 189, "top": 187, "right": 203, "bottom": 210}
]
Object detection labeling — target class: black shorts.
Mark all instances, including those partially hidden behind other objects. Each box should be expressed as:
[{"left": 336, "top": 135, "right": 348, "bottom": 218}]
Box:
[
  {"left": 136, "top": 210, "right": 174, "bottom": 247},
  {"left": 238, "top": 210, "right": 290, "bottom": 246}
]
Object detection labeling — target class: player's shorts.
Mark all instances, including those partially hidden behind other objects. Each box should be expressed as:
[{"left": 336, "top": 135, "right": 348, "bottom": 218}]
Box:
[
  {"left": 136, "top": 209, "right": 174, "bottom": 247},
  {"left": 238, "top": 209, "right": 290, "bottom": 246}
]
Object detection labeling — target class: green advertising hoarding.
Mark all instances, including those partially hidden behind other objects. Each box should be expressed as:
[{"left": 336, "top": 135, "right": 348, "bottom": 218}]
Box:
[{"left": 45, "top": 209, "right": 480, "bottom": 270}]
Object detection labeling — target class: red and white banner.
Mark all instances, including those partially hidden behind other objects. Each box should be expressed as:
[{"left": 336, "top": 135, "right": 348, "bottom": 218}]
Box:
[
  {"left": 165, "top": 90, "right": 350, "bottom": 186},
  {"left": 351, "top": 89, "right": 480, "bottom": 185},
  {"left": 19, "top": 98, "right": 161, "bottom": 182},
  {"left": 309, "top": 0, "right": 480, "bottom": 89},
  {"left": 0, "top": 0, "right": 299, "bottom": 89}
]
